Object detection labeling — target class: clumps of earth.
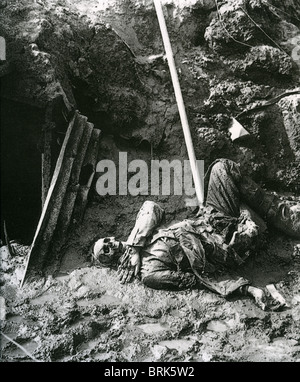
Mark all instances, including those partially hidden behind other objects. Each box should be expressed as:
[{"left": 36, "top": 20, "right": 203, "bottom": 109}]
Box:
[
  {"left": 1, "top": 0, "right": 300, "bottom": 362},
  {"left": 1, "top": 235, "right": 300, "bottom": 362}
]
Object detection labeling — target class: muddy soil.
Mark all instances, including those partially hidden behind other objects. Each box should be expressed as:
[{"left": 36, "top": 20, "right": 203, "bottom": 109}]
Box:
[
  {"left": 1, "top": 230, "right": 300, "bottom": 363},
  {"left": 1, "top": 0, "right": 300, "bottom": 364}
]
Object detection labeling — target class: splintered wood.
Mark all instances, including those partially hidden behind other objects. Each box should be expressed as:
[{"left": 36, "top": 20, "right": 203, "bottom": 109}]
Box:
[{"left": 21, "top": 111, "right": 101, "bottom": 286}]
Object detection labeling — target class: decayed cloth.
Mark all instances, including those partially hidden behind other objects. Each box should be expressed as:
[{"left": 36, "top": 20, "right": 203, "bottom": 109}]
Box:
[
  {"left": 127, "top": 205, "right": 253, "bottom": 296},
  {"left": 125, "top": 159, "right": 268, "bottom": 297}
]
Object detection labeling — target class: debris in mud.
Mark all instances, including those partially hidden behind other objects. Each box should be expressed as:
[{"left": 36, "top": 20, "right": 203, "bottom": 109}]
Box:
[
  {"left": 1, "top": 0, "right": 300, "bottom": 364},
  {"left": 2, "top": 239, "right": 300, "bottom": 362}
]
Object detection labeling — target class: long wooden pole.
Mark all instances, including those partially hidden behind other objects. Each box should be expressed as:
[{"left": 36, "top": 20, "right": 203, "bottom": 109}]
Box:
[{"left": 153, "top": 0, "right": 204, "bottom": 206}]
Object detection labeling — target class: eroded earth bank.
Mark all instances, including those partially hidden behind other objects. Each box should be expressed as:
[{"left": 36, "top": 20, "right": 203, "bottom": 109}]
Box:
[{"left": 1, "top": 0, "right": 300, "bottom": 362}]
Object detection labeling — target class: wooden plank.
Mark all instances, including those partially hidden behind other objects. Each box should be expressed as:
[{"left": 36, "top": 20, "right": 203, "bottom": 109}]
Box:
[
  {"left": 20, "top": 111, "right": 85, "bottom": 286},
  {"left": 51, "top": 117, "right": 94, "bottom": 254},
  {"left": 41, "top": 95, "right": 74, "bottom": 208},
  {"left": 72, "top": 127, "right": 101, "bottom": 225},
  {"left": 41, "top": 104, "right": 54, "bottom": 208},
  {"left": 41, "top": 127, "right": 53, "bottom": 207}
]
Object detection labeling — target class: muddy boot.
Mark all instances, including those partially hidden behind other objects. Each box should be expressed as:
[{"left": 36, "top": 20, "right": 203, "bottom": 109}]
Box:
[
  {"left": 266, "top": 200, "right": 300, "bottom": 239},
  {"left": 239, "top": 176, "right": 300, "bottom": 239}
]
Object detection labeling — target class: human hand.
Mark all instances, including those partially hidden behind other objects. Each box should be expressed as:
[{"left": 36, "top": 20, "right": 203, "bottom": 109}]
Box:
[{"left": 117, "top": 246, "right": 141, "bottom": 284}]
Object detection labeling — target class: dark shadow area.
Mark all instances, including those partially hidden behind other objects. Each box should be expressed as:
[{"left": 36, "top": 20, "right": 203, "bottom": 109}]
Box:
[
  {"left": 79, "top": 163, "right": 94, "bottom": 186},
  {"left": 71, "top": 76, "right": 112, "bottom": 133},
  {"left": 1, "top": 99, "right": 43, "bottom": 244}
]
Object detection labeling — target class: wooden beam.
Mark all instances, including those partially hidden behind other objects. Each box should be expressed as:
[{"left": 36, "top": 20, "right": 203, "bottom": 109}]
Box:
[
  {"left": 20, "top": 111, "right": 85, "bottom": 286},
  {"left": 50, "top": 117, "right": 94, "bottom": 255},
  {"left": 72, "top": 127, "right": 101, "bottom": 225},
  {"left": 41, "top": 125, "right": 53, "bottom": 208}
]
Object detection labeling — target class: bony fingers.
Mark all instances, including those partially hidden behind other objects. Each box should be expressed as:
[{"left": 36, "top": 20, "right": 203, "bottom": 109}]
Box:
[
  {"left": 120, "top": 269, "right": 130, "bottom": 284},
  {"left": 117, "top": 268, "right": 124, "bottom": 280},
  {"left": 118, "top": 267, "right": 128, "bottom": 281},
  {"left": 120, "top": 257, "right": 130, "bottom": 268},
  {"left": 125, "top": 268, "right": 134, "bottom": 283},
  {"left": 120, "top": 268, "right": 134, "bottom": 284},
  {"left": 118, "top": 263, "right": 137, "bottom": 283},
  {"left": 121, "top": 253, "right": 130, "bottom": 265},
  {"left": 120, "top": 261, "right": 128, "bottom": 269},
  {"left": 120, "top": 272, "right": 126, "bottom": 284},
  {"left": 122, "top": 249, "right": 130, "bottom": 259}
]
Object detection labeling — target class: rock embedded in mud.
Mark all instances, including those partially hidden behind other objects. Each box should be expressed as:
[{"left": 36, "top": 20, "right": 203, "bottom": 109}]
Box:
[
  {"left": 150, "top": 344, "right": 168, "bottom": 361},
  {"left": 205, "top": 8, "right": 256, "bottom": 54},
  {"left": 232, "top": 45, "right": 294, "bottom": 82},
  {"left": 195, "top": 127, "right": 233, "bottom": 162},
  {"left": 0, "top": 296, "right": 6, "bottom": 321},
  {"left": 278, "top": 94, "right": 300, "bottom": 160},
  {"left": 204, "top": 0, "right": 280, "bottom": 54}
]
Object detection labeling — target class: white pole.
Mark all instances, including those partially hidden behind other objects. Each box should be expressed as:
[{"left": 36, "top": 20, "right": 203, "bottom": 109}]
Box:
[{"left": 153, "top": 0, "right": 204, "bottom": 206}]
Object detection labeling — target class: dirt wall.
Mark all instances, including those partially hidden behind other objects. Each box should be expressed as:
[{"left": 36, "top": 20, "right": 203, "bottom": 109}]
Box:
[
  {"left": 1, "top": 0, "right": 300, "bottom": 365},
  {"left": 1, "top": 0, "right": 300, "bottom": 269}
]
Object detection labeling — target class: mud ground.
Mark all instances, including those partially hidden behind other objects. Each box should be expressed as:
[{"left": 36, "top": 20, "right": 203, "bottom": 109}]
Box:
[
  {"left": 1, "top": 0, "right": 300, "bottom": 364},
  {"left": 1, "top": 213, "right": 300, "bottom": 363}
]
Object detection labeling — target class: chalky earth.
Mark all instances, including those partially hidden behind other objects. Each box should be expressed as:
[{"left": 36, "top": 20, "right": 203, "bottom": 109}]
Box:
[
  {"left": 1, "top": 229, "right": 300, "bottom": 362},
  {"left": 1, "top": 0, "right": 300, "bottom": 362}
]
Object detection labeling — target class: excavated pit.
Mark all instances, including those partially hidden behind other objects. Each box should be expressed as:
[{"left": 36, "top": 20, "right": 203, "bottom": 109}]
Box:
[{"left": 1, "top": 0, "right": 300, "bottom": 364}]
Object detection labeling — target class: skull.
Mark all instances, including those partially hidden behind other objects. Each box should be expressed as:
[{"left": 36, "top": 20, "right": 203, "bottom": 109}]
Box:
[{"left": 93, "top": 237, "right": 122, "bottom": 266}]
